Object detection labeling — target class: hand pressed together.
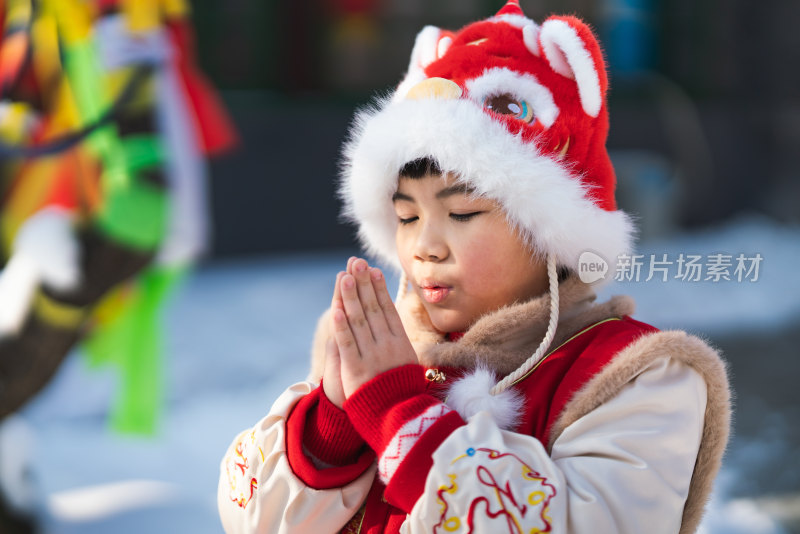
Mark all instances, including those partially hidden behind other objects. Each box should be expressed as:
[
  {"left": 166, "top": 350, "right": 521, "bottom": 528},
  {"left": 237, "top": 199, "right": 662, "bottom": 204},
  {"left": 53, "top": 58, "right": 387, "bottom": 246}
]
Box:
[{"left": 324, "top": 257, "right": 418, "bottom": 404}]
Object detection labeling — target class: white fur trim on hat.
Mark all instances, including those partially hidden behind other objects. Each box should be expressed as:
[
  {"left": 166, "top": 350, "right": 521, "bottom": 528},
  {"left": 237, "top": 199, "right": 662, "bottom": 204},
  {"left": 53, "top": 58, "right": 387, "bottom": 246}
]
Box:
[{"left": 340, "top": 96, "right": 633, "bottom": 278}]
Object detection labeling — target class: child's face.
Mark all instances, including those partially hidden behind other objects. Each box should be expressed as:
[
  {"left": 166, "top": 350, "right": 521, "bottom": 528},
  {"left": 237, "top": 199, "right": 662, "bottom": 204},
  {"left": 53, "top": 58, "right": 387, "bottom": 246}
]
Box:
[{"left": 393, "top": 173, "right": 548, "bottom": 333}]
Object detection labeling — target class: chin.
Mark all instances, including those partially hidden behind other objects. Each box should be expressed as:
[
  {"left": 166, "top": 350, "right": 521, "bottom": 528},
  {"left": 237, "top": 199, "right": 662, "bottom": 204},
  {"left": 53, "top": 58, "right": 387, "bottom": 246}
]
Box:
[{"left": 426, "top": 308, "right": 471, "bottom": 335}]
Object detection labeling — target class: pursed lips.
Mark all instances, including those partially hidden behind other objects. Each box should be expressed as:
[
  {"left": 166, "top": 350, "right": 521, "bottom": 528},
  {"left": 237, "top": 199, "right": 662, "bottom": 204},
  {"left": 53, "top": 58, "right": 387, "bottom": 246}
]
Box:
[{"left": 417, "top": 278, "right": 453, "bottom": 304}]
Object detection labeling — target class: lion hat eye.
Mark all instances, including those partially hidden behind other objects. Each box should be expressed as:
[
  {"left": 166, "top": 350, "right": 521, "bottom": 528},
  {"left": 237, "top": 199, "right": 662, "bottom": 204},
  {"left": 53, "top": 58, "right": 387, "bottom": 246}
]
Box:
[{"left": 483, "top": 93, "right": 536, "bottom": 123}]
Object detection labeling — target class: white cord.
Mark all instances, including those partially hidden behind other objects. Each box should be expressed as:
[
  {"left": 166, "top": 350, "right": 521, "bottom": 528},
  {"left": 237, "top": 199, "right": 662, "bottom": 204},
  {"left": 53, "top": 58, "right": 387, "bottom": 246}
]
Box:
[{"left": 490, "top": 254, "right": 560, "bottom": 395}]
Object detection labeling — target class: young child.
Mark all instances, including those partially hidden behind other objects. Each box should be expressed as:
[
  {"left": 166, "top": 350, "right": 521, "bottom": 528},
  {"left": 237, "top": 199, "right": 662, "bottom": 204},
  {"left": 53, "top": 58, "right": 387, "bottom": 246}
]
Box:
[{"left": 218, "top": 2, "right": 731, "bottom": 533}]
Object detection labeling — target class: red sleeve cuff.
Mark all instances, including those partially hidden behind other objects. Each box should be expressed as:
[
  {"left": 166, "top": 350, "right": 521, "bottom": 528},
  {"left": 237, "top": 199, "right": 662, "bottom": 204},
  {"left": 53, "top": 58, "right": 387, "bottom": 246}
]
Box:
[
  {"left": 305, "top": 382, "right": 365, "bottom": 466},
  {"left": 343, "top": 364, "right": 433, "bottom": 454},
  {"left": 285, "top": 387, "right": 374, "bottom": 490}
]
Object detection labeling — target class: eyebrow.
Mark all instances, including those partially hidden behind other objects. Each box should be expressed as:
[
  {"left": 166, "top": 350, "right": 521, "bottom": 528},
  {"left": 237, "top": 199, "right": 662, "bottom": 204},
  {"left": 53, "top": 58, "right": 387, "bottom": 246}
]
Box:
[
  {"left": 391, "top": 183, "right": 476, "bottom": 203},
  {"left": 391, "top": 191, "right": 414, "bottom": 203},
  {"left": 436, "top": 183, "right": 476, "bottom": 199}
]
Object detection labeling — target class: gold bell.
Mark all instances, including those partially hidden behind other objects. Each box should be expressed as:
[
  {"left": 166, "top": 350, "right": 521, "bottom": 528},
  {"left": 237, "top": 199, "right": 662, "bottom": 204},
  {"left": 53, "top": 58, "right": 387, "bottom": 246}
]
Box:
[{"left": 425, "top": 368, "right": 446, "bottom": 383}]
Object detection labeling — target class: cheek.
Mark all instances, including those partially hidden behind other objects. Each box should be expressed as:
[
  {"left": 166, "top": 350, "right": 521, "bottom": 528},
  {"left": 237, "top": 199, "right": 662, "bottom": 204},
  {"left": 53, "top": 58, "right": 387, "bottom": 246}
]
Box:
[
  {"left": 457, "top": 226, "right": 539, "bottom": 298},
  {"left": 456, "top": 232, "right": 512, "bottom": 289}
]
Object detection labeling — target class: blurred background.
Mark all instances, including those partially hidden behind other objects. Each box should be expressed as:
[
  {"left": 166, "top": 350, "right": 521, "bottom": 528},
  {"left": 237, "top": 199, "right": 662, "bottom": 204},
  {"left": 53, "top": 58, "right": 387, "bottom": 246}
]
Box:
[{"left": 1, "top": 0, "right": 798, "bottom": 532}]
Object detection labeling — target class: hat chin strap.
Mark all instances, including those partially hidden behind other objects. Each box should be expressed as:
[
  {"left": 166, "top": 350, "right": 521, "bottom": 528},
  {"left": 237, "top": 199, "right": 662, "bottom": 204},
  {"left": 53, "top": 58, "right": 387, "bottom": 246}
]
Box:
[
  {"left": 491, "top": 254, "right": 560, "bottom": 395},
  {"left": 395, "top": 254, "right": 561, "bottom": 396}
]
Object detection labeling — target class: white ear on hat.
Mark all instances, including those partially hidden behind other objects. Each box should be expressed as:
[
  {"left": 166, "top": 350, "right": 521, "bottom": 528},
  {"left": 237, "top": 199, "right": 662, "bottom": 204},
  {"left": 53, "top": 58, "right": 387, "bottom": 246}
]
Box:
[
  {"left": 522, "top": 23, "right": 541, "bottom": 56},
  {"left": 394, "top": 25, "right": 447, "bottom": 101},
  {"left": 539, "top": 18, "right": 602, "bottom": 117}
]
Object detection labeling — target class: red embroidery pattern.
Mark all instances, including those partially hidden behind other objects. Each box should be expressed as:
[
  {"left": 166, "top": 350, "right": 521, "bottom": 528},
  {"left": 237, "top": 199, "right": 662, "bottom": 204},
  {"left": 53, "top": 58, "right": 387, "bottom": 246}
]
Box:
[
  {"left": 231, "top": 477, "right": 258, "bottom": 509},
  {"left": 224, "top": 430, "right": 263, "bottom": 510},
  {"left": 435, "top": 448, "right": 557, "bottom": 533}
]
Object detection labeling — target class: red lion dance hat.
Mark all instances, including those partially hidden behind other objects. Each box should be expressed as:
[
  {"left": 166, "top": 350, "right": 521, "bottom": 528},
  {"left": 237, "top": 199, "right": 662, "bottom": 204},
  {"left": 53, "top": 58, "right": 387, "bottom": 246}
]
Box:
[{"left": 340, "top": 0, "right": 633, "bottom": 280}]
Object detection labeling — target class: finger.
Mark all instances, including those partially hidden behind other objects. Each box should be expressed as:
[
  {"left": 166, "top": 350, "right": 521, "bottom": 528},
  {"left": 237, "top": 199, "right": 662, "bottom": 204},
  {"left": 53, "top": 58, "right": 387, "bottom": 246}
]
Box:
[
  {"left": 325, "top": 336, "right": 341, "bottom": 369},
  {"left": 340, "top": 273, "right": 375, "bottom": 352},
  {"left": 323, "top": 337, "right": 345, "bottom": 408},
  {"left": 346, "top": 256, "right": 358, "bottom": 275},
  {"left": 370, "top": 267, "right": 405, "bottom": 336},
  {"left": 331, "top": 271, "right": 345, "bottom": 307},
  {"left": 332, "top": 306, "right": 360, "bottom": 363},
  {"left": 352, "top": 259, "right": 390, "bottom": 337}
]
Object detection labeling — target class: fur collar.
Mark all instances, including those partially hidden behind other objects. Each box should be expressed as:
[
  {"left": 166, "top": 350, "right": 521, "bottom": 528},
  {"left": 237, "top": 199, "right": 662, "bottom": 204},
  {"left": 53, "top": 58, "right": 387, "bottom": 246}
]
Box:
[{"left": 398, "top": 276, "right": 634, "bottom": 378}]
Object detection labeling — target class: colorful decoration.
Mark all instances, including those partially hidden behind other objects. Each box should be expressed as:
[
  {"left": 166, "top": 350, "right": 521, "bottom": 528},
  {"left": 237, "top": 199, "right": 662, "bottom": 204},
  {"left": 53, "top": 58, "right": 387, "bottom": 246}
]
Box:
[
  {"left": 223, "top": 430, "right": 263, "bottom": 510},
  {"left": 0, "top": 0, "right": 236, "bottom": 434},
  {"left": 436, "top": 448, "right": 557, "bottom": 533}
]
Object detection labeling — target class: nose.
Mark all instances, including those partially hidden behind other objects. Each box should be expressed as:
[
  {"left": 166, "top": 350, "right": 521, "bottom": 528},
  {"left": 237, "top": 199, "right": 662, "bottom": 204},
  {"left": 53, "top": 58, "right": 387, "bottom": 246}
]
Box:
[
  {"left": 405, "top": 77, "right": 463, "bottom": 101},
  {"left": 414, "top": 222, "right": 449, "bottom": 263}
]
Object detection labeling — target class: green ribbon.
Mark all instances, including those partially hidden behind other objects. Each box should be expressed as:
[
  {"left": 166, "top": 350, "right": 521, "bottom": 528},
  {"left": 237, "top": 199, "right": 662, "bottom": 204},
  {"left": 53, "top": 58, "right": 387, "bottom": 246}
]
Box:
[{"left": 85, "top": 265, "right": 186, "bottom": 435}]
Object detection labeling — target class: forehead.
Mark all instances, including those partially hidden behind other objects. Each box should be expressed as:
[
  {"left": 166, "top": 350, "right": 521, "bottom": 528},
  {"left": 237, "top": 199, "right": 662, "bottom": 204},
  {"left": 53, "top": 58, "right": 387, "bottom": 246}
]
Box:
[
  {"left": 393, "top": 174, "right": 507, "bottom": 214},
  {"left": 392, "top": 173, "right": 479, "bottom": 202},
  {"left": 396, "top": 172, "right": 474, "bottom": 196}
]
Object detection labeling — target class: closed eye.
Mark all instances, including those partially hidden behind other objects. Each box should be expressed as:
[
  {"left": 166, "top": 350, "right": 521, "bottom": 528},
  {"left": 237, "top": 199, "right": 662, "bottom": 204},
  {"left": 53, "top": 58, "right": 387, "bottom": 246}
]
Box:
[
  {"left": 399, "top": 216, "right": 419, "bottom": 225},
  {"left": 450, "top": 212, "right": 482, "bottom": 222}
]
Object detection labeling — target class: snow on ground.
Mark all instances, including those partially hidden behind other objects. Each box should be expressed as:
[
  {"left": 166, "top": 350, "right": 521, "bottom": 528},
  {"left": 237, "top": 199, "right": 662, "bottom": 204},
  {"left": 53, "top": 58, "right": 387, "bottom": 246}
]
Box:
[{"left": 6, "top": 215, "right": 799, "bottom": 533}]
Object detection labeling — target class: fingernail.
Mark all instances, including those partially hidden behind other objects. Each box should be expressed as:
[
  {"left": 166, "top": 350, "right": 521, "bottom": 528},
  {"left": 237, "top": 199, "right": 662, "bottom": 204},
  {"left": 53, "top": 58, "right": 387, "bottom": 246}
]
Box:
[
  {"left": 343, "top": 276, "right": 355, "bottom": 289},
  {"left": 371, "top": 268, "right": 382, "bottom": 280},
  {"left": 355, "top": 260, "right": 367, "bottom": 272}
]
